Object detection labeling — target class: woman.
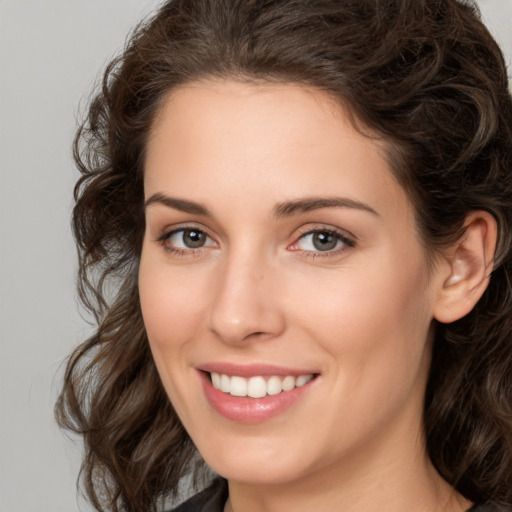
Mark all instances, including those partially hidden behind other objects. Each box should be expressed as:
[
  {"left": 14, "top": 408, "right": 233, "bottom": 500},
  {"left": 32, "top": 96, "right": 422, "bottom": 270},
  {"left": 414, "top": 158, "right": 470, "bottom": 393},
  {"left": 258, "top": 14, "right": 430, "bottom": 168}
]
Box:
[{"left": 56, "top": 0, "right": 512, "bottom": 511}]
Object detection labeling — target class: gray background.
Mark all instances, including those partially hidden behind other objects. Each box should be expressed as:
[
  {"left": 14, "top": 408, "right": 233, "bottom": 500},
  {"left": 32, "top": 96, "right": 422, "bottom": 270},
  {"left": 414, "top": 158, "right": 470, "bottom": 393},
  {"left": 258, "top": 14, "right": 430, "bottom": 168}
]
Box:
[{"left": 1, "top": 1, "right": 511, "bottom": 511}]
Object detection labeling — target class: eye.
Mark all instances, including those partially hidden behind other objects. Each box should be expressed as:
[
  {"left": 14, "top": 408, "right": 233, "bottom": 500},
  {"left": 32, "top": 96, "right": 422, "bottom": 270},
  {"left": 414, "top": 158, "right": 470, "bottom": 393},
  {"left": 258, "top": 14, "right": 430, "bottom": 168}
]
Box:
[
  {"left": 289, "top": 228, "right": 355, "bottom": 256},
  {"left": 158, "top": 227, "right": 216, "bottom": 253}
]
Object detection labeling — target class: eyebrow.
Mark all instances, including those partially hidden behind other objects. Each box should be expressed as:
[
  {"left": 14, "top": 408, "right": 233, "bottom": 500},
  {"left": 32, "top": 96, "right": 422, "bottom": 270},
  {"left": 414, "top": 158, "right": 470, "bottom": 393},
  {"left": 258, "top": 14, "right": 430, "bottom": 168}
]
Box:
[
  {"left": 273, "top": 197, "right": 379, "bottom": 218},
  {"left": 144, "top": 193, "right": 212, "bottom": 216},
  {"left": 144, "top": 193, "right": 379, "bottom": 218}
]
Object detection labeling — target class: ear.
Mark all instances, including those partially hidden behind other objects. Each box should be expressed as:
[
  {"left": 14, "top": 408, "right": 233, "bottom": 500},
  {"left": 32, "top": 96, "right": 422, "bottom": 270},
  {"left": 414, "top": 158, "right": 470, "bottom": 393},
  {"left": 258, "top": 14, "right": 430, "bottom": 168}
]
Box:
[{"left": 433, "top": 211, "right": 497, "bottom": 324}]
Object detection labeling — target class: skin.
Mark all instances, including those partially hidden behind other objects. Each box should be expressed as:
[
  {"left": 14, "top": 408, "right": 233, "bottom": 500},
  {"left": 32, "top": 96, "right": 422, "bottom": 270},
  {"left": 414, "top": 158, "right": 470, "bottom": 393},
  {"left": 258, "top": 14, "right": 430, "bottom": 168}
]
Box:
[{"left": 139, "top": 80, "right": 473, "bottom": 511}]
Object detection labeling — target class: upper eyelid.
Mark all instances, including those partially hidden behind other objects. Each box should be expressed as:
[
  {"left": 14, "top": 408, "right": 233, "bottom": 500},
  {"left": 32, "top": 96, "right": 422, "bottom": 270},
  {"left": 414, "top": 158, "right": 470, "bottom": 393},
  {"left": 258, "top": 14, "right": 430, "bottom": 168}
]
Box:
[
  {"left": 293, "top": 223, "right": 357, "bottom": 242},
  {"left": 294, "top": 230, "right": 354, "bottom": 248},
  {"left": 156, "top": 223, "right": 215, "bottom": 240},
  {"left": 154, "top": 222, "right": 357, "bottom": 249},
  {"left": 156, "top": 227, "right": 217, "bottom": 255}
]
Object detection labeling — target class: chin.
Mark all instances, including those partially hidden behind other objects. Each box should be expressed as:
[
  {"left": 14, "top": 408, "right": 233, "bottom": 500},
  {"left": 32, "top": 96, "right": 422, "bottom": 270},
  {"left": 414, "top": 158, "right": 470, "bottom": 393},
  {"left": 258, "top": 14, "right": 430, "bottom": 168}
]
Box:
[
  {"left": 209, "top": 459, "right": 303, "bottom": 486},
  {"left": 197, "top": 433, "right": 315, "bottom": 485}
]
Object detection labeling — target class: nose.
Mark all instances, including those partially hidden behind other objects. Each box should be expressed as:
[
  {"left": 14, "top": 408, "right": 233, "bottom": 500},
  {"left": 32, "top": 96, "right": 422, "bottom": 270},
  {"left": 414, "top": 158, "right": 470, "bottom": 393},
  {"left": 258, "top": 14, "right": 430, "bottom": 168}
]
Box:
[{"left": 207, "top": 249, "right": 286, "bottom": 345}]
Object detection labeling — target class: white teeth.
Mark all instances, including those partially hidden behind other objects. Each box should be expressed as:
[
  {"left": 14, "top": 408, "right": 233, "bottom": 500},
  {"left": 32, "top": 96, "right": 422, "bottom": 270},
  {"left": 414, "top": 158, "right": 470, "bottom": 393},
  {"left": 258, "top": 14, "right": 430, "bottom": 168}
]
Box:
[
  {"left": 247, "top": 376, "right": 266, "bottom": 398},
  {"left": 296, "top": 374, "right": 313, "bottom": 387},
  {"left": 220, "top": 373, "right": 230, "bottom": 393},
  {"left": 282, "top": 376, "right": 295, "bottom": 391},
  {"left": 230, "top": 376, "right": 247, "bottom": 396},
  {"left": 266, "top": 376, "right": 282, "bottom": 396},
  {"left": 211, "top": 372, "right": 221, "bottom": 389},
  {"left": 210, "top": 372, "right": 314, "bottom": 397}
]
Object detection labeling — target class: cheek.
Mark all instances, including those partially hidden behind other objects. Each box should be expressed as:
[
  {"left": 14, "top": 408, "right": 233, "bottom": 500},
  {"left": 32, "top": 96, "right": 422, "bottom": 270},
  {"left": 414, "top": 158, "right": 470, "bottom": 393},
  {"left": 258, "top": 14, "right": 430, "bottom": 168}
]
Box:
[
  {"left": 138, "top": 249, "right": 213, "bottom": 421},
  {"left": 293, "top": 251, "right": 433, "bottom": 399},
  {"left": 299, "top": 258, "right": 430, "bottom": 342},
  {"left": 138, "top": 250, "right": 209, "bottom": 358}
]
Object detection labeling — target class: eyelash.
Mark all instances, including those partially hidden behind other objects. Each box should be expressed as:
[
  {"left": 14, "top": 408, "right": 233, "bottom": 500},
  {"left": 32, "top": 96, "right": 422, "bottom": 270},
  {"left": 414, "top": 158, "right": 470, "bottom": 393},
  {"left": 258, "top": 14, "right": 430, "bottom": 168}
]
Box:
[
  {"left": 289, "top": 226, "right": 355, "bottom": 259},
  {"left": 156, "top": 225, "right": 355, "bottom": 259},
  {"left": 156, "top": 226, "right": 216, "bottom": 257}
]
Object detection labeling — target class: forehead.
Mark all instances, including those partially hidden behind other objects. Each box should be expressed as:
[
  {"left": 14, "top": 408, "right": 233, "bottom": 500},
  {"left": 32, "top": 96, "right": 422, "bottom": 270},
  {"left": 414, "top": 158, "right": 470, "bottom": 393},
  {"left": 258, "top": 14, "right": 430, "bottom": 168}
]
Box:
[{"left": 144, "top": 79, "right": 409, "bottom": 222}]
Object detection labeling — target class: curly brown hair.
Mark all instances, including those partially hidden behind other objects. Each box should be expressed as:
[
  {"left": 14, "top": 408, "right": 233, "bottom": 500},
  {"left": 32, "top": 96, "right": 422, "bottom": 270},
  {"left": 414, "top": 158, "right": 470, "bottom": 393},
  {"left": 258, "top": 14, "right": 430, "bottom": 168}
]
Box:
[{"left": 55, "top": 0, "right": 512, "bottom": 511}]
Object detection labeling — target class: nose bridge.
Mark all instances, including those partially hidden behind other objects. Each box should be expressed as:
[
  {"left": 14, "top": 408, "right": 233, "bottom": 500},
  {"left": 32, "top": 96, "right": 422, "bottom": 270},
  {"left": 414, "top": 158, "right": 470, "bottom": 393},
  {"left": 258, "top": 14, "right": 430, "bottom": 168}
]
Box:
[{"left": 208, "top": 242, "right": 285, "bottom": 344}]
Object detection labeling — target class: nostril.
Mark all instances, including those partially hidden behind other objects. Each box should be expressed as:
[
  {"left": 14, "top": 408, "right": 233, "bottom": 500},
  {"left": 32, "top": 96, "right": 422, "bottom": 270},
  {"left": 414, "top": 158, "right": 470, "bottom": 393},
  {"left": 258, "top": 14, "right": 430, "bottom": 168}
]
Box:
[
  {"left": 242, "top": 331, "right": 272, "bottom": 342},
  {"left": 207, "top": 289, "right": 286, "bottom": 345}
]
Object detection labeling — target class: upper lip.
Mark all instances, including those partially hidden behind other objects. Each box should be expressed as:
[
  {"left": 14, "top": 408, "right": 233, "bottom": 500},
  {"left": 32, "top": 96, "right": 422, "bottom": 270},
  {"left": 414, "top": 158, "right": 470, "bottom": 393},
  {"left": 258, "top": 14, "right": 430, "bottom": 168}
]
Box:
[{"left": 197, "top": 362, "right": 318, "bottom": 378}]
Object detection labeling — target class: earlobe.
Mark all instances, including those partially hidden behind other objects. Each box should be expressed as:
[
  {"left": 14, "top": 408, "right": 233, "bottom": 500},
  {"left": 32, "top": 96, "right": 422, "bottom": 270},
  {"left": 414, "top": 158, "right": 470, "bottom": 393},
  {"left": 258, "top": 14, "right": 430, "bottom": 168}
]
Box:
[{"left": 433, "top": 211, "right": 497, "bottom": 324}]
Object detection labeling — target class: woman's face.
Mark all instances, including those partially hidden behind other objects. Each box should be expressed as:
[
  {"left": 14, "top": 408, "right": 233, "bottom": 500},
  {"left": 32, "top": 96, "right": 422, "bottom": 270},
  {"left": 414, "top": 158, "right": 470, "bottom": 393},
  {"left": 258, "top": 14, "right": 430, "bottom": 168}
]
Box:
[{"left": 139, "top": 80, "right": 446, "bottom": 486}]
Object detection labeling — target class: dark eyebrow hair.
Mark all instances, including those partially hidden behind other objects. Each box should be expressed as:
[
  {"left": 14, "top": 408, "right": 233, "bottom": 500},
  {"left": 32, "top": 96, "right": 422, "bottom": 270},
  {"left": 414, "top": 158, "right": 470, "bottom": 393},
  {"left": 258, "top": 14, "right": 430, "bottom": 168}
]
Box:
[
  {"left": 145, "top": 193, "right": 378, "bottom": 218},
  {"left": 273, "top": 197, "right": 379, "bottom": 218},
  {"left": 144, "top": 193, "right": 212, "bottom": 216}
]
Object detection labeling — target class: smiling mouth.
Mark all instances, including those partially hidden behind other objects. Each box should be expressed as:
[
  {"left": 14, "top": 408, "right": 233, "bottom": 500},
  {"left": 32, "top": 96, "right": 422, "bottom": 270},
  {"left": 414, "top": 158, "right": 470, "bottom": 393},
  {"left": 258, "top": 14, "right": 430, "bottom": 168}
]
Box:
[{"left": 208, "top": 372, "right": 316, "bottom": 398}]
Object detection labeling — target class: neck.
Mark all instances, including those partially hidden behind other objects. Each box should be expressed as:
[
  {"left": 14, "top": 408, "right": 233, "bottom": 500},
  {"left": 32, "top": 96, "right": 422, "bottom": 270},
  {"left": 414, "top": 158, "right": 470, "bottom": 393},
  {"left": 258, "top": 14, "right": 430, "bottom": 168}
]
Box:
[
  {"left": 225, "top": 464, "right": 469, "bottom": 512},
  {"left": 224, "top": 421, "right": 471, "bottom": 512}
]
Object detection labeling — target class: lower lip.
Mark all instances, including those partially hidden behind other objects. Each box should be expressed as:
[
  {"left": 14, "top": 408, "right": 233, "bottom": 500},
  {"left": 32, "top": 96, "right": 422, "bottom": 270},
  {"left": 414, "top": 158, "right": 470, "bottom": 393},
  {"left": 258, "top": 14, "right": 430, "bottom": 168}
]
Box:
[{"left": 199, "top": 371, "right": 316, "bottom": 424}]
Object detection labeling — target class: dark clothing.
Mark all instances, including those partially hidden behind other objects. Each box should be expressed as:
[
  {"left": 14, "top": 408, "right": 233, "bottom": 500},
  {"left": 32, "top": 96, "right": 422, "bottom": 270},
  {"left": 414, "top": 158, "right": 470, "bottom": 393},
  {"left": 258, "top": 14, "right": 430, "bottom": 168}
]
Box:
[
  {"left": 468, "top": 506, "right": 510, "bottom": 512},
  {"left": 170, "top": 479, "right": 228, "bottom": 512},
  {"left": 169, "top": 478, "right": 509, "bottom": 511}
]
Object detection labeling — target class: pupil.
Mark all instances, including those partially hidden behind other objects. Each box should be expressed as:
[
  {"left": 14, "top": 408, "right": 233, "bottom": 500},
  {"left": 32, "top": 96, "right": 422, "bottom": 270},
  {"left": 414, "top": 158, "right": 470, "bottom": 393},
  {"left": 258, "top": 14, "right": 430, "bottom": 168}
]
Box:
[
  {"left": 313, "top": 232, "right": 337, "bottom": 251},
  {"left": 184, "top": 230, "right": 205, "bottom": 248}
]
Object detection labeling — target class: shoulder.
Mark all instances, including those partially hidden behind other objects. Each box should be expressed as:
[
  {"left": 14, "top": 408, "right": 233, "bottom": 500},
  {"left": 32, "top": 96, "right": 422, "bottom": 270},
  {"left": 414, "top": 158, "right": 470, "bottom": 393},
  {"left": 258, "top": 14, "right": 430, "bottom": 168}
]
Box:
[{"left": 168, "top": 479, "right": 228, "bottom": 512}]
